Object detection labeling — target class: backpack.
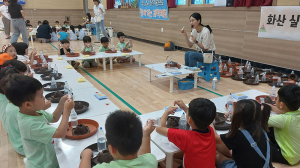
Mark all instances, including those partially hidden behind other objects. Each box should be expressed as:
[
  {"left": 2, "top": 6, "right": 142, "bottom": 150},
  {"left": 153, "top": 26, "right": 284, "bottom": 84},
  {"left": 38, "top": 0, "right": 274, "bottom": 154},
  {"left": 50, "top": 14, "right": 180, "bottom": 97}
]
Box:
[{"left": 164, "top": 41, "right": 175, "bottom": 51}]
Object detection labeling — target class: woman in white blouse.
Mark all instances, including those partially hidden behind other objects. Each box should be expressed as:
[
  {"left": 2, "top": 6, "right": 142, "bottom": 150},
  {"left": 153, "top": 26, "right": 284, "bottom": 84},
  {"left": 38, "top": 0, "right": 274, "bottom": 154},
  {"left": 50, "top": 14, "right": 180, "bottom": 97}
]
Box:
[
  {"left": 93, "top": 0, "right": 109, "bottom": 43},
  {"left": 181, "top": 13, "right": 216, "bottom": 68},
  {"left": 0, "top": 0, "right": 11, "bottom": 39}
]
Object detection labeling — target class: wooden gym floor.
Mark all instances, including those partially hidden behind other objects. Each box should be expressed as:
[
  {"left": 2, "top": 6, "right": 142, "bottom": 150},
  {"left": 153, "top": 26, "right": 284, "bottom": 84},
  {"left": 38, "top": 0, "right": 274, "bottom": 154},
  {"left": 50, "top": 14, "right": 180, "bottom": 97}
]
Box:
[{"left": 0, "top": 31, "right": 298, "bottom": 168}]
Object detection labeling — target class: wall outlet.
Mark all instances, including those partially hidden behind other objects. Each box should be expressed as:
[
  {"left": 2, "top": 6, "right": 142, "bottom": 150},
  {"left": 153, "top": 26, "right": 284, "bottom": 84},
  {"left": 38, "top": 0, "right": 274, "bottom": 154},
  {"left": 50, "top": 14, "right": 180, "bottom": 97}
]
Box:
[
  {"left": 110, "top": 22, "right": 111, "bottom": 25},
  {"left": 161, "top": 28, "right": 163, "bottom": 32}
]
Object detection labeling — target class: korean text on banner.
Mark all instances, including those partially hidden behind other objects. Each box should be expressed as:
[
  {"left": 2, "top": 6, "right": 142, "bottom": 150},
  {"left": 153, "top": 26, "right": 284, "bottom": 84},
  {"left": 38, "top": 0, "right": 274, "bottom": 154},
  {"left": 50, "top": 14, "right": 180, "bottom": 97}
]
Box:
[
  {"left": 258, "top": 6, "right": 300, "bottom": 42},
  {"left": 139, "top": 0, "right": 169, "bottom": 20}
]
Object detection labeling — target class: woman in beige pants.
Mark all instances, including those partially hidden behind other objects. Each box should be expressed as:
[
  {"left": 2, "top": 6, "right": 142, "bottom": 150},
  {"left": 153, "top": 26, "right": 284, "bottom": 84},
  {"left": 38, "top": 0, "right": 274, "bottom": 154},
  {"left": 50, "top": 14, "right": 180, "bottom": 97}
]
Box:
[{"left": 0, "top": 0, "right": 11, "bottom": 39}]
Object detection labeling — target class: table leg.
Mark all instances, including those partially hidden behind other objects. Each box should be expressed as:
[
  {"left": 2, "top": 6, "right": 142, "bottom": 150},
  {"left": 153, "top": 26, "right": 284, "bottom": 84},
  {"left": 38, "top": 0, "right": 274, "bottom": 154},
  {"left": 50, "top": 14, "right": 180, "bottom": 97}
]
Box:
[
  {"left": 96, "top": 58, "right": 100, "bottom": 66},
  {"left": 139, "top": 55, "right": 141, "bottom": 66},
  {"left": 110, "top": 57, "right": 113, "bottom": 70},
  {"left": 194, "top": 72, "right": 198, "bottom": 88},
  {"left": 30, "top": 35, "right": 34, "bottom": 48},
  {"left": 130, "top": 56, "right": 133, "bottom": 64},
  {"left": 102, "top": 58, "right": 106, "bottom": 71},
  {"left": 170, "top": 76, "right": 174, "bottom": 93},
  {"left": 148, "top": 69, "right": 151, "bottom": 82},
  {"left": 165, "top": 153, "right": 174, "bottom": 168}
]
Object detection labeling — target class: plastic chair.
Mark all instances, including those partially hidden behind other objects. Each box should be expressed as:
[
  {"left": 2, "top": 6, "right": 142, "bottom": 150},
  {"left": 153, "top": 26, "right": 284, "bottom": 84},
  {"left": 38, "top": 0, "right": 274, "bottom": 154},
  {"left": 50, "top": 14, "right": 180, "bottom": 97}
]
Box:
[
  {"left": 197, "top": 61, "right": 220, "bottom": 82},
  {"left": 92, "top": 28, "right": 96, "bottom": 35}
]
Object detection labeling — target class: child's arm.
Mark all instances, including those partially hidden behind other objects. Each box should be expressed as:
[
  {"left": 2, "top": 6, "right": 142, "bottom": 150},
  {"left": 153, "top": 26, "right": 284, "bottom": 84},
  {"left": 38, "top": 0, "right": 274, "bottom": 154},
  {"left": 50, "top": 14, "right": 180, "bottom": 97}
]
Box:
[
  {"left": 57, "top": 43, "right": 61, "bottom": 55},
  {"left": 81, "top": 46, "right": 86, "bottom": 54},
  {"left": 210, "top": 123, "right": 224, "bottom": 145},
  {"left": 129, "top": 39, "right": 133, "bottom": 48},
  {"left": 174, "top": 100, "right": 188, "bottom": 113},
  {"left": 42, "top": 100, "right": 51, "bottom": 110},
  {"left": 51, "top": 95, "right": 68, "bottom": 122},
  {"left": 79, "top": 149, "right": 93, "bottom": 168},
  {"left": 28, "top": 50, "right": 36, "bottom": 65},
  {"left": 156, "top": 107, "right": 177, "bottom": 137},
  {"left": 52, "top": 98, "right": 74, "bottom": 138},
  {"left": 267, "top": 104, "right": 285, "bottom": 114},
  {"left": 138, "top": 120, "right": 155, "bottom": 155}
]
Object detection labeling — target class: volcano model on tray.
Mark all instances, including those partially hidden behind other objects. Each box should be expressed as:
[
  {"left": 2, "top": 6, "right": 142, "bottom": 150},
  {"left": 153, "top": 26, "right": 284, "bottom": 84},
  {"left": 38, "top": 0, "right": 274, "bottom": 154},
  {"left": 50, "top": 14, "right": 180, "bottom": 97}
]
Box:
[
  {"left": 95, "top": 150, "right": 114, "bottom": 164},
  {"left": 75, "top": 102, "right": 83, "bottom": 109},
  {"left": 51, "top": 91, "right": 64, "bottom": 100},
  {"left": 166, "top": 116, "right": 180, "bottom": 128},
  {"left": 264, "top": 96, "right": 276, "bottom": 105},
  {"left": 72, "top": 124, "right": 90, "bottom": 136},
  {"left": 36, "top": 63, "right": 42, "bottom": 67}
]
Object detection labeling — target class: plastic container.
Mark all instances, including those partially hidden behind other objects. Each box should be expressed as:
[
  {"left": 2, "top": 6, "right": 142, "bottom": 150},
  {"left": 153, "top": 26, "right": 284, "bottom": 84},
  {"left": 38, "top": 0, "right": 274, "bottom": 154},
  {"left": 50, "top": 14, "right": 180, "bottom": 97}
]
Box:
[
  {"left": 97, "top": 127, "right": 107, "bottom": 152},
  {"left": 54, "top": 64, "right": 58, "bottom": 76},
  {"left": 277, "top": 77, "right": 281, "bottom": 85},
  {"left": 219, "top": 64, "right": 222, "bottom": 72},
  {"left": 239, "top": 68, "right": 243, "bottom": 79},
  {"left": 228, "top": 58, "right": 231, "bottom": 65},
  {"left": 227, "top": 93, "right": 234, "bottom": 109},
  {"left": 48, "top": 62, "right": 51, "bottom": 71},
  {"left": 51, "top": 77, "right": 57, "bottom": 88},
  {"left": 179, "top": 112, "right": 187, "bottom": 130},
  {"left": 223, "top": 64, "right": 228, "bottom": 71},
  {"left": 255, "top": 74, "right": 259, "bottom": 83},
  {"left": 262, "top": 73, "right": 266, "bottom": 81},
  {"left": 70, "top": 109, "right": 78, "bottom": 128},
  {"left": 112, "top": 44, "right": 115, "bottom": 51},
  {"left": 212, "top": 77, "right": 217, "bottom": 90},
  {"left": 270, "top": 85, "right": 276, "bottom": 101},
  {"left": 229, "top": 68, "right": 232, "bottom": 76},
  {"left": 178, "top": 79, "right": 194, "bottom": 90},
  {"left": 166, "top": 56, "right": 170, "bottom": 68},
  {"left": 64, "top": 81, "right": 69, "bottom": 95},
  {"left": 251, "top": 68, "right": 254, "bottom": 77}
]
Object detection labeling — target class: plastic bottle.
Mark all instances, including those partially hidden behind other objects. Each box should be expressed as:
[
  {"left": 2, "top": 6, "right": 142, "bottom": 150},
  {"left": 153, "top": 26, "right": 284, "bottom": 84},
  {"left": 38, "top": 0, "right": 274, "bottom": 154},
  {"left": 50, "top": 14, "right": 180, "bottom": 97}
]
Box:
[
  {"left": 255, "top": 74, "right": 259, "bottom": 83},
  {"left": 219, "top": 56, "right": 222, "bottom": 65},
  {"left": 291, "top": 71, "right": 294, "bottom": 74},
  {"left": 64, "top": 81, "right": 69, "bottom": 95},
  {"left": 92, "top": 46, "right": 95, "bottom": 53},
  {"left": 112, "top": 44, "right": 115, "bottom": 51},
  {"left": 70, "top": 47, "right": 74, "bottom": 54},
  {"left": 51, "top": 77, "right": 57, "bottom": 88},
  {"left": 228, "top": 58, "right": 231, "bottom": 65},
  {"left": 247, "top": 62, "right": 251, "bottom": 72},
  {"left": 251, "top": 68, "right": 254, "bottom": 77},
  {"left": 239, "top": 68, "right": 243, "bottom": 79},
  {"left": 48, "top": 62, "right": 51, "bottom": 71},
  {"left": 40, "top": 51, "right": 44, "bottom": 60},
  {"left": 166, "top": 56, "right": 170, "bottom": 68},
  {"left": 223, "top": 64, "right": 228, "bottom": 71},
  {"left": 227, "top": 93, "right": 234, "bottom": 109},
  {"left": 277, "top": 77, "right": 281, "bottom": 85},
  {"left": 219, "top": 64, "right": 222, "bottom": 72},
  {"left": 54, "top": 64, "right": 58, "bottom": 76},
  {"left": 179, "top": 112, "right": 187, "bottom": 130},
  {"left": 97, "top": 127, "right": 107, "bottom": 152},
  {"left": 245, "top": 61, "right": 248, "bottom": 68},
  {"left": 68, "top": 89, "right": 72, "bottom": 99},
  {"left": 262, "top": 73, "right": 266, "bottom": 81},
  {"left": 270, "top": 85, "right": 276, "bottom": 102},
  {"left": 229, "top": 67, "right": 232, "bottom": 76},
  {"left": 227, "top": 104, "right": 233, "bottom": 121},
  {"left": 70, "top": 109, "right": 78, "bottom": 128},
  {"left": 212, "top": 77, "right": 217, "bottom": 90}
]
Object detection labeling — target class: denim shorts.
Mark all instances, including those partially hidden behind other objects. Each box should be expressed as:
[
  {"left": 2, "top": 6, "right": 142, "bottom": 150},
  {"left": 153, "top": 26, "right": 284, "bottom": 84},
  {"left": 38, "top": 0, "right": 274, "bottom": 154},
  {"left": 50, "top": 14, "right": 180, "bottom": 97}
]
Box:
[{"left": 218, "top": 159, "right": 237, "bottom": 168}]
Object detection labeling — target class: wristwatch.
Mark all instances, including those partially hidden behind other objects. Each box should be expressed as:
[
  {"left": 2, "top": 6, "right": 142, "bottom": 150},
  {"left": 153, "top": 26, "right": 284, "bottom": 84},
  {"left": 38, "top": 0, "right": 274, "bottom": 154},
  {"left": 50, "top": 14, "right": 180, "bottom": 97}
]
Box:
[{"left": 195, "top": 40, "right": 198, "bottom": 44}]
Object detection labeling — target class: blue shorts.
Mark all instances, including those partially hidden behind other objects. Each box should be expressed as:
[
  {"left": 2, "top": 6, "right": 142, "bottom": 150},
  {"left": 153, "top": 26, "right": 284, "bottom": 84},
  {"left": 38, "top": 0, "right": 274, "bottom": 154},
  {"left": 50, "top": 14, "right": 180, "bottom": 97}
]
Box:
[{"left": 218, "top": 159, "right": 237, "bottom": 168}]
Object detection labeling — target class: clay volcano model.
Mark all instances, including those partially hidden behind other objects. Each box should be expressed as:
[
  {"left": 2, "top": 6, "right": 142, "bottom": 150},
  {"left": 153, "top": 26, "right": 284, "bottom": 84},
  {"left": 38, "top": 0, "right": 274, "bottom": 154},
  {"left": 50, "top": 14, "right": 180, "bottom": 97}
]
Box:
[
  {"left": 36, "top": 63, "right": 42, "bottom": 67},
  {"left": 289, "top": 74, "right": 298, "bottom": 81},
  {"left": 72, "top": 124, "right": 90, "bottom": 136},
  {"left": 264, "top": 96, "right": 276, "bottom": 105},
  {"left": 95, "top": 150, "right": 114, "bottom": 164},
  {"left": 39, "top": 67, "right": 48, "bottom": 72},
  {"left": 51, "top": 91, "right": 63, "bottom": 100},
  {"left": 75, "top": 102, "right": 83, "bottom": 109},
  {"left": 221, "top": 72, "right": 227, "bottom": 75},
  {"left": 166, "top": 116, "right": 180, "bottom": 128},
  {"left": 232, "top": 71, "right": 238, "bottom": 75},
  {"left": 213, "top": 112, "right": 230, "bottom": 130}
]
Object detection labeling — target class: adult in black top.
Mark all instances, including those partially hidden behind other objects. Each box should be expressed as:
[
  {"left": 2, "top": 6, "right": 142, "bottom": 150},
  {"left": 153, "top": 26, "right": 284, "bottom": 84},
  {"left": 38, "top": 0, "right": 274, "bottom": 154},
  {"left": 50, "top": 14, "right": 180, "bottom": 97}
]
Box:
[
  {"left": 8, "top": 0, "right": 28, "bottom": 45},
  {"left": 36, "top": 20, "right": 52, "bottom": 40}
]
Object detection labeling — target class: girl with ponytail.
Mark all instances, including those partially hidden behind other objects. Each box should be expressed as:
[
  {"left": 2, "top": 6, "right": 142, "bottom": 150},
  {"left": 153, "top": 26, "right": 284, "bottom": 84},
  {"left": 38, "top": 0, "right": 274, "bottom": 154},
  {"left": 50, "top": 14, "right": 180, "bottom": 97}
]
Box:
[
  {"left": 181, "top": 13, "right": 216, "bottom": 75},
  {"left": 268, "top": 84, "right": 300, "bottom": 165},
  {"left": 212, "top": 99, "right": 274, "bottom": 168}
]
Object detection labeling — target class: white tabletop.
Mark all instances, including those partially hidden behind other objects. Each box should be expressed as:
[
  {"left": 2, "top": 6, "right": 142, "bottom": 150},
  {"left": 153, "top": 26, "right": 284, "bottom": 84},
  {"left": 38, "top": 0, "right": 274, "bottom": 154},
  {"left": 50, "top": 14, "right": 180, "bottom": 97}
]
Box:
[
  {"left": 53, "top": 113, "right": 166, "bottom": 168},
  {"left": 145, "top": 63, "right": 200, "bottom": 76}
]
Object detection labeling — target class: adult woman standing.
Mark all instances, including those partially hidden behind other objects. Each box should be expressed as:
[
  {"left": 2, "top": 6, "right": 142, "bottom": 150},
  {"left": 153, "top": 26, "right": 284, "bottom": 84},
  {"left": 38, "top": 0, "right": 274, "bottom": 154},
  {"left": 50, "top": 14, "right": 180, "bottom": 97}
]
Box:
[
  {"left": 93, "top": 0, "right": 108, "bottom": 43},
  {"left": 0, "top": 0, "right": 11, "bottom": 39},
  {"left": 181, "top": 13, "right": 216, "bottom": 68},
  {"left": 36, "top": 20, "right": 52, "bottom": 42},
  {"left": 8, "top": 0, "right": 28, "bottom": 45}
]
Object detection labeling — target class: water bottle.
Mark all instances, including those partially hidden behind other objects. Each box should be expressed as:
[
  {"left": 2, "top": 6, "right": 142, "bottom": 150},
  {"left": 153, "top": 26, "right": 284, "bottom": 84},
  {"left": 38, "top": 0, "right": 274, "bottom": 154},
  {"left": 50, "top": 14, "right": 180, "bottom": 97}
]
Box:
[
  {"left": 227, "top": 104, "right": 233, "bottom": 121},
  {"left": 179, "top": 112, "right": 187, "bottom": 130},
  {"left": 40, "top": 51, "right": 44, "bottom": 60},
  {"left": 92, "top": 46, "right": 95, "bottom": 53},
  {"left": 42, "top": 58, "right": 47, "bottom": 67},
  {"left": 277, "top": 77, "right": 281, "bottom": 85},
  {"left": 219, "top": 64, "right": 222, "bottom": 72},
  {"left": 245, "top": 60, "right": 249, "bottom": 68},
  {"left": 51, "top": 77, "right": 57, "bottom": 88},
  {"left": 48, "top": 62, "right": 51, "bottom": 71},
  {"left": 227, "top": 93, "right": 234, "bottom": 109},
  {"left": 255, "top": 74, "right": 259, "bottom": 83},
  {"left": 70, "top": 109, "right": 78, "bottom": 128},
  {"left": 251, "top": 68, "right": 254, "bottom": 77},
  {"left": 219, "top": 56, "right": 222, "bottom": 65},
  {"left": 70, "top": 47, "right": 74, "bottom": 54},
  {"left": 64, "top": 81, "right": 69, "bottom": 95},
  {"left": 229, "top": 68, "right": 232, "bottom": 76},
  {"left": 212, "top": 77, "right": 217, "bottom": 90},
  {"left": 239, "top": 68, "right": 243, "bottom": 79},
  {"left": 223, "top": 64, "right": 228, "bottom": 71},
  {"left": 97, "top": 127, "right": 107, "bottom": 152},
  {"left": 270, "top": 85, "right": 276, "bottom": 102},
  {"left": 112, "top": 44, "right": 115, "bottom": 51},
  {"left": 262, "top": 73, "right": 266, "bottom": 81},
  {"left": 228, "top": 58, "right": 231, "bottom": 65},
  {"left": 247, "top": 62, "right": 251, "bottom": 72},
  {"left": 291, "top": 71, "right": 294, "bottom": 74},
  {"left": 68, "top": 89, "right": 72, "bottom": 99},
  {"left": 166, "top": 56, "right": 170, "bottom": 68},
  {"left": 54, "top": 64, "right": 58, "bottom": 76}
]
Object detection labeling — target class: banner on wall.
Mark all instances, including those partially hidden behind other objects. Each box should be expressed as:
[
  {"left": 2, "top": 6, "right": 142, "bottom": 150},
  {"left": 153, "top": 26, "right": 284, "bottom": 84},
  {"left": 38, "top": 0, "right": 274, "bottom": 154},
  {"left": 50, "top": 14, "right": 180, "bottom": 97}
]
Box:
[
  {"left": 0, "top": 0, "right": 26, "bottom": 4},
  {"left": 258, "top": 6, "right": 300, "bottom": 42},
  {"left": 138, "top": 0, "right": 169, "bottom": 20}
]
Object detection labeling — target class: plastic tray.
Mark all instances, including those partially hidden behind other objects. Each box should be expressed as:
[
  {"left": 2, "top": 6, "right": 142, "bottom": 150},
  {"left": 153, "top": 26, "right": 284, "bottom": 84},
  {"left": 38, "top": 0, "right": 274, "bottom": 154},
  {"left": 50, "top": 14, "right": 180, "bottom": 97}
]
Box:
[{"left": 66, "top": 119, "right": 99, "bottom": 140}]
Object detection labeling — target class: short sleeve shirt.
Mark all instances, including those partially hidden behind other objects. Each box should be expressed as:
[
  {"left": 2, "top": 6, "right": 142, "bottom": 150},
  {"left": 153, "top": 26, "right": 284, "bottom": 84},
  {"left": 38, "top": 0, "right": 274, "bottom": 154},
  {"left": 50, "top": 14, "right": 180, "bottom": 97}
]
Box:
[
  {"left": 59, "top": 31, "right": 69, "bottom": 41},
  {"left": 189, "top": 27, "right": 216, "bottom": 52},
  {"left": 81, "top": 46, "right": 92, "bottom": 52},
  {"left": 0, "top": 5, "right": 11, "bottom": 20},
  {"left": 93, "top": 153, "right": 157, "bottom": 168},
  {"left": 17, "top": 55, "right": 30, "bottom": 63},
  {"left": 0, "top": 94, "right": 9, "bottom": 120},
  {"left": 8, "top": 4, "right": 23, "bottom": 19},
  {"left": 168, "top": 127, "right": 216, "bottom": 168},
  {"left": 18, "top": 110, "right": 58, "bottom": 168},
  {"left": 98, "top": 46, "right": 111, "bottom": 52},
  {"left": 60, "top": 48, "right": 70, "bottom": 55},
  {"left": 117, "top": 42, "right": 130, "bottom": 51}
]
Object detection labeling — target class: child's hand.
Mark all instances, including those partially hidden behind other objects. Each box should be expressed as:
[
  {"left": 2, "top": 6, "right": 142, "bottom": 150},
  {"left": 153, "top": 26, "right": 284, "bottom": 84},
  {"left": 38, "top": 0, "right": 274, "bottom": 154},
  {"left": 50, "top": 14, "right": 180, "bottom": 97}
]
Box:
[
  {"left": 43, "top": 100, "right": 52, "bottom": 110},
  {"left": 143, "top": 120, "right": 155, "bottom": 136},
  {"left": 58, "top": 43, "right": 61, "bottom": 48},
  {"left": 174, "top": 100, "right": 187, "bottom": 110},
  {"left": 64, "top": 98, "right": 75, "bottom": 114},
  {"left": 224, "top": 112, "right": 232, "bottom": 121},
  {"left": 59, "top": 95, "right": 69, "bottom": 104},
  {"left": 27, "top": 72, "right": 33, "bottom": 77},
  {"left": 23, "top": 60, "right": 28, "bottom": 65},
  {"left": 181, "top": 29, "right": 186, "bottom": 35},
  {"left": 80, "top": 148, "right": 93, "bottom": 158},
  {"left": 165, "top": 106, "right": 177, "bottom": 115}
]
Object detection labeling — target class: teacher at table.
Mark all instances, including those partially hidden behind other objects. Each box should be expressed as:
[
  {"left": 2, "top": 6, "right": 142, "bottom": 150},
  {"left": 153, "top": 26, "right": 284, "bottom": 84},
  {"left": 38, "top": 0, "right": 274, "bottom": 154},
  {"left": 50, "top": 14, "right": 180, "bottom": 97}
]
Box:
[{"left": 181, "top": 13, "right": 216, "bottom": 68}]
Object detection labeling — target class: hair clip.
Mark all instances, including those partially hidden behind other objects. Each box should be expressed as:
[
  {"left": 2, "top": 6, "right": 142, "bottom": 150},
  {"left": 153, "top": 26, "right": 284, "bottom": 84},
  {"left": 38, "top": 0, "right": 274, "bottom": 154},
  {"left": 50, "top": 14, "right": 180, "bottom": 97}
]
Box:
[
  {"left": 2, "top": 43, "right": 11, "bottom": 52},
  {"left": 1, "top": 64, "right": 12, "bottom": 71}
]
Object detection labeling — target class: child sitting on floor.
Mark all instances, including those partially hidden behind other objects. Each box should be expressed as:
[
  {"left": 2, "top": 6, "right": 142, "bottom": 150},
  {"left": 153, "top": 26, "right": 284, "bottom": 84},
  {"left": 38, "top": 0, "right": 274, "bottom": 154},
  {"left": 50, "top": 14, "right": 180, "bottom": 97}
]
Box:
[
  {"left": 77, "top": 25, "right": 85, "bottom": 40},
  {"left": 69, "top": 25, "right": 77, "bottom": 41},
  {"left": 57, "top": 39, "right": 80, "bottom": 69},
  {"left": 51, "top": 27, "right": 58, "bottom": 42},
  {"left": 3, "top": 74, "right": 74, "bottom": 168},
  {"left": 59, "top": 27, "right": 69, "bottom": 41},
  {"left": 63, "top": 21, "right": 69, "bottom": 28},
  {"left": 80, "top": 110, "right": 157, "bottom": 168},
  {"left": 267, "top": 84, "right": 300, "bottom": 165},
  {"left": 117, "top": 32, "right": 135, "bottom": 63},
  {"left": 14, "top": 42, "right": 36, "bottom": 65},
  {"left": 3, "top": 59, "right": 33, "bottom": 77},
  {"left": 156, "top": 98, "right": 217, "bottom": 168},
  {"left": 98, "top": 37, "right": 113, "bottom": 64},
  {"left": 81, "top": 36, "right": 97, "bottom": 68},
  {"left": 37, "top": 21, "right": 42, "bottom": 29},
  {"left": 55, "top": 21, "right": 61, "bottom": 31},
  {"left": 2, "top": 43, "right": 17, "bottom": 59},
  {"left": 213, "top": 99, "right": 273, "bottom": 168}
]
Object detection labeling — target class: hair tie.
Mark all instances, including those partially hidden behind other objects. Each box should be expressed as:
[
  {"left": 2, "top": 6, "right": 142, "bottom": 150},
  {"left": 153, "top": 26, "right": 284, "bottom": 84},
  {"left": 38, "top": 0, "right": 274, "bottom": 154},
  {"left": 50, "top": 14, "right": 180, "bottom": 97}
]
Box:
[
  {"left": 1, "top": 64, "right": 12, "bottom": 71},
  {"left": 2, "top": 44, "right": 11, "bottom": 52}
]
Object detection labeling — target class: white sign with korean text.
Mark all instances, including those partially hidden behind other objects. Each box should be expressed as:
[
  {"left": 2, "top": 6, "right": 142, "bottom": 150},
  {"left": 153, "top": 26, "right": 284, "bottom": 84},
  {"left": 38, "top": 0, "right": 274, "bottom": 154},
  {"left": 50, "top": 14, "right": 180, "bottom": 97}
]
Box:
[{"left": 258, "top": 6, "right": 300, "bottom": 42}]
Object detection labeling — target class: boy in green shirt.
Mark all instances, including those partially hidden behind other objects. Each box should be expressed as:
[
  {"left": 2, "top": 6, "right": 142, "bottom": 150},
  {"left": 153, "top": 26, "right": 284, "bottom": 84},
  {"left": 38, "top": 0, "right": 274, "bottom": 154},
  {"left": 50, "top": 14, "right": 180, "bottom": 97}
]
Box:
[
  {"left": 268, "top": 84, "right": 300, "bottom": 165},
  {"left": 117, "top": 32, "right": 135, "bottom": 63},
  {"left": 99, "top": 37, "right": 115, "bottom": 64},
  {"left": 81, "top": 36, "right": 98, "bottom": 68},
  {"left": 80, "top": 111, "right": 157, "bottom": 168},
  {"left": 3, "top": 74, "right": 75, "bottom": 168}
]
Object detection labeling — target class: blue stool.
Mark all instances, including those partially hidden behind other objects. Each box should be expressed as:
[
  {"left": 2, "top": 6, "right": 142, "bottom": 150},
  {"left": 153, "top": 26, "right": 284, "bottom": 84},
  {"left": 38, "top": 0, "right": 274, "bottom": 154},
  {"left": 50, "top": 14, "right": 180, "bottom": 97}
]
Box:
[
  {"left": 197, "top": 61, "right": 220, "bottom": 82},
  {"left": 92, "top": 28, "right": 96, "bottom": 35}
]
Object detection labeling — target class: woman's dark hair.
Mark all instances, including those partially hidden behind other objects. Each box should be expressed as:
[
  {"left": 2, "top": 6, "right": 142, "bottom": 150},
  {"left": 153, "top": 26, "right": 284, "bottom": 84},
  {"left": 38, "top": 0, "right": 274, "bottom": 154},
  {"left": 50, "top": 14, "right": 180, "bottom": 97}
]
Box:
[
  {"left": 227, "top": 99, "right": 266, "bottom": 141},
  {"left": 52, "top": 26, "right": 56, "bottom": 33},
  {"left": 78, "top": 25, "right": 82, "bottom": 30},
  {"left": 278, "top": 84, "right": 300, "bottom": 111},
  {"left": 3, "top": 59, "right": 27, "bottom": 73},
  {"left": 86, "top": 13, "right": 91, "bottom": 23},
  {"left": 42, "top": 20, "right": 49, "bottom": 25},
  {"left": 15, "top": 42, "right": 28, "bottom": 55},
  {"left": 93, "top": 0, "right": 100, "bottom": 4},
  {"left": 38, "top": 21, "right": 42, "bottom": 24},
  {"left": 261, "top": 103, "right": 271, "bottom": 132},
  {"left": 190, "top": 13, "right": 212, "bottom": 33},
  {"left": 10, "top": 0, "right": 18, "bottom": 4},
  {"left": 0, "top": 67, "right": 20, "bottom": 94},
  {"left": 70, "top": 25, "right": 75, "bottom": 34}
]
